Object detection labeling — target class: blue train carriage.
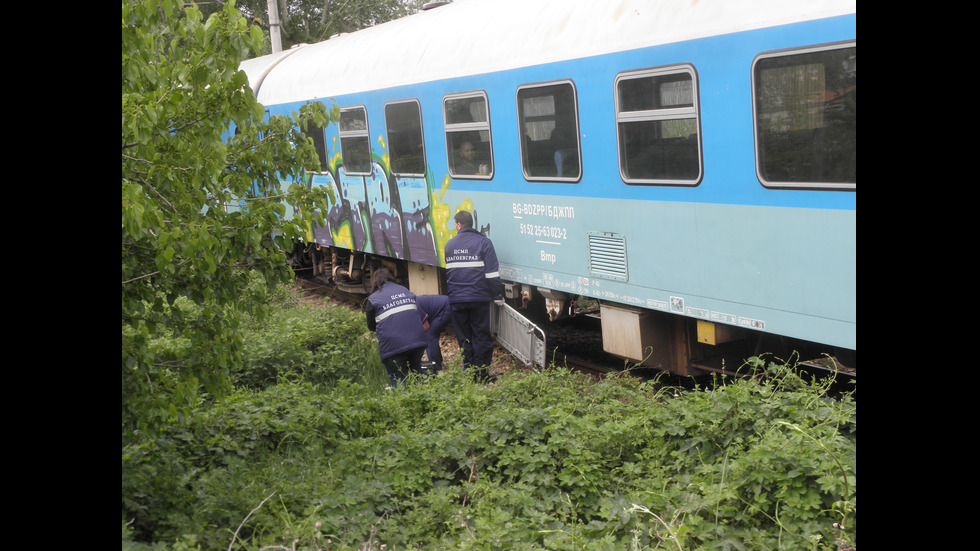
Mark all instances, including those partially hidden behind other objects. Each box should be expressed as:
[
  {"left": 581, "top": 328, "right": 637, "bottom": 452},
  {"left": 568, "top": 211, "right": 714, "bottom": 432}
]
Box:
[{"left": 240, "top": 0, "right": 856, "bottom": 375}]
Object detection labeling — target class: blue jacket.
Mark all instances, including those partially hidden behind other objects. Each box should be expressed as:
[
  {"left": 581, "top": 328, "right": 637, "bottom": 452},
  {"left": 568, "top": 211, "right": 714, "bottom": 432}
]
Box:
[
  {"left": 444, "top": 227, "right": 504, "bottom": 303},
  {"left": 365, "top": 282, "right": 428, "bottom": 359},
  {"left": 416, "top": 294, "right": 451, "bottom": 328}
]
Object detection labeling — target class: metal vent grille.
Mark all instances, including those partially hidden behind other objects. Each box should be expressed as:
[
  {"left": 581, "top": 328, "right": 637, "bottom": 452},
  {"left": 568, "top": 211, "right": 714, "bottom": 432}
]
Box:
[{"left": 588, "top": 232, "right": 628, "bottom": 281}]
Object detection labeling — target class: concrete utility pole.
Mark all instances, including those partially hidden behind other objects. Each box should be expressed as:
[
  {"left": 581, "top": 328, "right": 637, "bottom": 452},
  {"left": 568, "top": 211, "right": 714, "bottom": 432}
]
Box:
[{"left": 267, "top": 0, "right": 282, "bottom": 53}]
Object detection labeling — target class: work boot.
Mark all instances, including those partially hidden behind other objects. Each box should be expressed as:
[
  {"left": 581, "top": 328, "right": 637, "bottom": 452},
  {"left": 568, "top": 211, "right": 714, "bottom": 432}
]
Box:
[{"left": 473, "top": 368, "right": 495, "bottom": 384}]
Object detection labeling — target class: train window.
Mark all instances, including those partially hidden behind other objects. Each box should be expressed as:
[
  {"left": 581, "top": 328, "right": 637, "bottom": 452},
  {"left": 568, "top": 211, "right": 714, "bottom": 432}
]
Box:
[
  {"left": 614, "top": 65, "right": 701, "bottom": 185},
  {"left": 444, "top": 91, "right": 493, "bottom": 179},
  {"left": 339, "top": 106, "right": 371, "bottom": 174},
  {"left": 517, "top": 80, "right": 581, "bottom": 182},
  {"left": 385, "top": 100, "right": 426, "bottom": 176},
  {"left": 753, "top": 42, "right": 856, "bottom": 189},
  {"left": 301, "top": 102, "right": 331, "bottom": 173}
]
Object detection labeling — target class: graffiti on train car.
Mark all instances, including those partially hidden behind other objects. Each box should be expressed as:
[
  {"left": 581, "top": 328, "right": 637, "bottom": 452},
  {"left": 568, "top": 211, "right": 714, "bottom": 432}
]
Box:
[{"left": 308, "top": 135, "right": 476, "bottom": 268}]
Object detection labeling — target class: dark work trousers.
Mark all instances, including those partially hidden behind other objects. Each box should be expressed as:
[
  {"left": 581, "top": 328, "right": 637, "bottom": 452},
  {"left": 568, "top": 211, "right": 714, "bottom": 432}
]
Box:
[
  {"left": 424, "top": 308, "right": 452, "bottom": 370},
  {"left": 382, "top": 346, "right": 426, "bottom": 387},
  {"left": 450, "top": 301, "right": 493, "bottom": 381}
]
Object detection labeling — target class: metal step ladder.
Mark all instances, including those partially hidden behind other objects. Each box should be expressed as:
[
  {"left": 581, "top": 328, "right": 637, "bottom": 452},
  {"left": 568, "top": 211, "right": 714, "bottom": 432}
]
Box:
[{"left": 491, "top": 302, "right": 546, "bottom": 372}]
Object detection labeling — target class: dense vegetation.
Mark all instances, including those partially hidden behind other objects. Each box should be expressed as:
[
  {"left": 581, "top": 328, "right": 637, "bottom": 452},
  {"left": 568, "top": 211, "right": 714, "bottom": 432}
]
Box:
[
  {"left": 122, "top": 0, "right": 339, "bottom": 434},
  {"left": 122, "top": 278, "right": 856, "bottom": 550}
]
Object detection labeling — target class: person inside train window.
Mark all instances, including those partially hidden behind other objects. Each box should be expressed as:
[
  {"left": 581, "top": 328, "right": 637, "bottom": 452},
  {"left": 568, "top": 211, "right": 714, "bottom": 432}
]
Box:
[
  {"left": 551, "top": 126, "right": 577, "bottom": 177},
  {"left": 445, "top": 93, "right": 493, "bottom": 177},
  {"left": 448, "top": 133, "right": 493, "bottom": 177},
  {"left": 518, "top": 81, "right": 580, "bottom": 179},
  {"left": 454, "top": 140, "right": 479, "bottom": 174},
  {"left": 363, "top": 268, "right": 429, "bottom": 387}
]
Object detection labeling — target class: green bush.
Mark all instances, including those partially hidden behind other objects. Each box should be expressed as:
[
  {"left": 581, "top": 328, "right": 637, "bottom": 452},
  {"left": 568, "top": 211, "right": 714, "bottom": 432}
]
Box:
[
  {"left": 233, "top": 295, "right": 386, "bottom": 390},
  {"left": 122, "top": 284, "right": 856, "bottom": 550}
]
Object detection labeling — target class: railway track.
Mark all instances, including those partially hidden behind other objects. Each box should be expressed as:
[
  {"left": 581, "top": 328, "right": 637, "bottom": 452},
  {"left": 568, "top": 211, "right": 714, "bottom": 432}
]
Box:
[{"left": 294, "top": 273, "right": 366, "bottom": 308}]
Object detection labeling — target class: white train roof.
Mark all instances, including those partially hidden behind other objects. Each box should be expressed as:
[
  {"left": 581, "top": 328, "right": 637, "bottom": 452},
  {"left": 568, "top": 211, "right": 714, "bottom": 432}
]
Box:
[{"left": 241, "top": 0, "right": 856, "bottom": 106}]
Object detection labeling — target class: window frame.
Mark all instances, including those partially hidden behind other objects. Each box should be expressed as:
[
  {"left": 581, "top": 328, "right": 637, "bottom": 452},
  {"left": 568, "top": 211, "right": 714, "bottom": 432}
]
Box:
[
  {"left": 338, "top": 105, "right": 372, "bottom": 175},
  {"left": 443, "top": 90, "right": 494, "bottom": 180},
  {"left": 613, "top": 64, "right": 702, "bottom": 186},
  {"left": 516, "top": 79, "right": 582, "bottom": 183},
  {"left": 384, "top": 99, "right": 427, "bottom": 177},
  {"left": 751, "top": 41, "right": 856, "bottom": 190}
]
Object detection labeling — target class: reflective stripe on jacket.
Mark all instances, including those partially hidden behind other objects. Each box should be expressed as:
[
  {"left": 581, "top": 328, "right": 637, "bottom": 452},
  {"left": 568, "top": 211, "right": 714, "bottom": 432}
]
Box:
[
  {"left": 444, "top": 227, "right": 504, "bottom": 303},
  {"left": 366, "top": 282, "right": 428, "bottom": 359}
]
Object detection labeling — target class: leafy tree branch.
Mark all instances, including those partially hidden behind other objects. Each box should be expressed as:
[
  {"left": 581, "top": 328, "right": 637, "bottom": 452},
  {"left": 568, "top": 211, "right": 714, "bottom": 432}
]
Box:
[{"left": 121, "top": 0, "right": 339, "bottom": 435}]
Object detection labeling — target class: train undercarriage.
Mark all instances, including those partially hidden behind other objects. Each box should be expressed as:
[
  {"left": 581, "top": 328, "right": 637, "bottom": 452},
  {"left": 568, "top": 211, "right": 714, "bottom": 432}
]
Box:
[{"left": 288, "top": 242, "right": 855, "bottom": 379}]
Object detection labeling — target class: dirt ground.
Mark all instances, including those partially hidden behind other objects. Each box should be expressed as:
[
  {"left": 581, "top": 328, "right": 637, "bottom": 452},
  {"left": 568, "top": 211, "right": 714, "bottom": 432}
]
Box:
[{"left": 436, "top": 325, "right": 527, "bottom": 377}]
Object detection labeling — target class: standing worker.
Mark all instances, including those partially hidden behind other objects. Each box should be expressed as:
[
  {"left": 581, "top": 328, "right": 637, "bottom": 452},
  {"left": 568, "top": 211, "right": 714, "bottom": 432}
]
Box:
[
  {"left": 364, "top": 268, "right": 429, "bottom": 387},
  {"left": 416, "top": 294, "right": 452, "bottom": 372},
  {"left": 444, "top": 210, "right": 505, "bottom": 382}
]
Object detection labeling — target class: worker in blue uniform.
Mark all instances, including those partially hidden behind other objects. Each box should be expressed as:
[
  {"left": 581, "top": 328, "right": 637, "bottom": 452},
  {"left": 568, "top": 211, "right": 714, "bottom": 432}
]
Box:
[
  {"left": 416, "top": 294, "right": 452, "bottom": 372},
  {"left": 364, "top": 268, "right": 429, "bottom": 387},
  {"left": 444, "top": 210, "right": 505, "bottom": 382}
]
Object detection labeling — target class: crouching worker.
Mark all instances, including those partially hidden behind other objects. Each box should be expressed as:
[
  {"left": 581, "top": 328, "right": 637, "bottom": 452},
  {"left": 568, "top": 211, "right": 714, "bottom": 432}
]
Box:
[
  {"left": 364, "top": 268, "right": 428, "bottom": 387},
  {"left": 416, "top": 294, "right": 451, "bottom": 372}
]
